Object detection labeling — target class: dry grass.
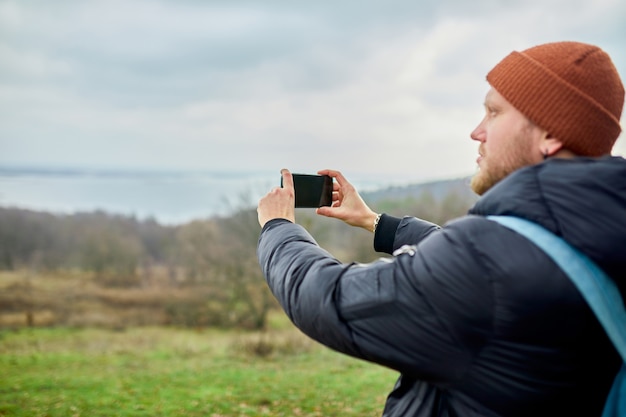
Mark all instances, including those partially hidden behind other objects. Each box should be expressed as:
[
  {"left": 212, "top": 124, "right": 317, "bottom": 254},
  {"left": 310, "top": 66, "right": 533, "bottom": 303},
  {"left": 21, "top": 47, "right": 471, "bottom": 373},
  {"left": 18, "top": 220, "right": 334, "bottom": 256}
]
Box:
[{"left": 0, "top": 270, "right": 248, "bottom": 329}]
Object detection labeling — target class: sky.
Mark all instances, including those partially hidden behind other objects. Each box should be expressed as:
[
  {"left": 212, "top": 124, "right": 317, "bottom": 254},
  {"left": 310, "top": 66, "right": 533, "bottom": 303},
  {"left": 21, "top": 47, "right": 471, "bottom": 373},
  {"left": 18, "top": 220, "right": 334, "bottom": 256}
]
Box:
[{"left": 1, "top": 0, "right": 625, "bottom": 185}]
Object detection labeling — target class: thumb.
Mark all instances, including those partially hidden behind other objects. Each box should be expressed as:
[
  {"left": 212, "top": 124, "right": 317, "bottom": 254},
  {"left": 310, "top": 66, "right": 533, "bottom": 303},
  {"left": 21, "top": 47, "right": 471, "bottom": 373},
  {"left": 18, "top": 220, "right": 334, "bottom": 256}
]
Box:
[
  {"left": 316, "top": 206, "right": 331, "bottom": 217},
  {"left": 316, "top": 205, "right": 341, "bottom": 219},
  {"left": 280, "top": 168, "right": 294, "bottom": 190}
]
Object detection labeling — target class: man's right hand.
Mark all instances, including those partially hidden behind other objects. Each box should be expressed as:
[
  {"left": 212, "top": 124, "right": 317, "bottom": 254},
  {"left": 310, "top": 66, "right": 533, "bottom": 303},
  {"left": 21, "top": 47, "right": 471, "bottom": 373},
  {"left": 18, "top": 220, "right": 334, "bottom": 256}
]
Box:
[{"left": 315, "top": 169, "right": 379, "bottom": 232}]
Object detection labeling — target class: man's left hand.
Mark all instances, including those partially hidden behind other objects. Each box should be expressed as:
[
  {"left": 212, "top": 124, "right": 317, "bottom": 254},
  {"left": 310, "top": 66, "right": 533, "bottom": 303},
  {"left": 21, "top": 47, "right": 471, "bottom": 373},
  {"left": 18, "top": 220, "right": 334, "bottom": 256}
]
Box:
[{"left": 257, "top": 169, "right": 296, "bottom": 228}]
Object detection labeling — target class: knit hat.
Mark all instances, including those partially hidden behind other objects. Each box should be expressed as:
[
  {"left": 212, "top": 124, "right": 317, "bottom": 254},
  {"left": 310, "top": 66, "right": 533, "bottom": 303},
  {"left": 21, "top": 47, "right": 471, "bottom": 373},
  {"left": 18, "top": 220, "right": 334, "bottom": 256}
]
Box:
[{"left": 487, "top": 41, "right": 624, "bottom": 156}]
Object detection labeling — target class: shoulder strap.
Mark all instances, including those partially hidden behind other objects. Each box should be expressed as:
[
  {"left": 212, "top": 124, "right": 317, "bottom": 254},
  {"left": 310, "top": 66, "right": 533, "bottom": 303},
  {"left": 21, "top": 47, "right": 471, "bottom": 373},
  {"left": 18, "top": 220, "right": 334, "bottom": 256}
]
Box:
[
  {"left": 487, "top": 215, "right": 626, "bottom": 362},
  {"left": 488, "top": 215, "right": 626, "bottom": 417}
]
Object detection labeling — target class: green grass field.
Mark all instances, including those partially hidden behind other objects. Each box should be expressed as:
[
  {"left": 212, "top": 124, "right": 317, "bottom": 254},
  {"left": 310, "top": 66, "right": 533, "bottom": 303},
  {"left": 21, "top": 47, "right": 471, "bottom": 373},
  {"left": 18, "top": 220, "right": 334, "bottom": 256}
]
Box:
[{"left": 0, "top": 325, "right": 397, "bottom": 417}]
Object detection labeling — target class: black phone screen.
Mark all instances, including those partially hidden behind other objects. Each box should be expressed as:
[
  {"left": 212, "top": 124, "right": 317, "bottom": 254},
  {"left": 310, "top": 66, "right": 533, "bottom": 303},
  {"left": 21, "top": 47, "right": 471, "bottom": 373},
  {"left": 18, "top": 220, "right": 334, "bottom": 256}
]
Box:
[{"left": 281, "top": 174, "right": 333, "bottom": 208}]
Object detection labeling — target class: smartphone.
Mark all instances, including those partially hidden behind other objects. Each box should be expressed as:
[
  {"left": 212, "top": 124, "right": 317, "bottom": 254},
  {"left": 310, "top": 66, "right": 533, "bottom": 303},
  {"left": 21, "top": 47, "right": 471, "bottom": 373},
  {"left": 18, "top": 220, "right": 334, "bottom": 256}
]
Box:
[{"left": 281, "top": 173, "right": 333, "bottom": 208}]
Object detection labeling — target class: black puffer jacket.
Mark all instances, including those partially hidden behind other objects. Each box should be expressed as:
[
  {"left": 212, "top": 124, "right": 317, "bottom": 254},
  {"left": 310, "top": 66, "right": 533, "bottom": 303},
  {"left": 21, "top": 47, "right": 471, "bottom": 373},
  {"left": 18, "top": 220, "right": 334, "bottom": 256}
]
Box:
[{"left": 257, "top": 157, "right": 625, "bottom": 416}]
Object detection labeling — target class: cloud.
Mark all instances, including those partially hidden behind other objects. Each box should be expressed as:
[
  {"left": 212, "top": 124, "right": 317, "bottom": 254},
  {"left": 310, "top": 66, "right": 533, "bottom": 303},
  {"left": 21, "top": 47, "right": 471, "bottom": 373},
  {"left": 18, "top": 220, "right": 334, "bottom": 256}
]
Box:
[{"left": 0, "top": 0, "right": 624, "bottom": 182}]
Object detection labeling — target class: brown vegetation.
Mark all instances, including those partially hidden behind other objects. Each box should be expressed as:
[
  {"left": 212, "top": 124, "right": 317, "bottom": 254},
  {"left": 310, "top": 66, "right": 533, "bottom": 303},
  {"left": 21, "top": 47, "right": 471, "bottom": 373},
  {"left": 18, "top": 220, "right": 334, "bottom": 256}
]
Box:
[{"left": 0, "top": 183, "right": 477, "bottom": 330}]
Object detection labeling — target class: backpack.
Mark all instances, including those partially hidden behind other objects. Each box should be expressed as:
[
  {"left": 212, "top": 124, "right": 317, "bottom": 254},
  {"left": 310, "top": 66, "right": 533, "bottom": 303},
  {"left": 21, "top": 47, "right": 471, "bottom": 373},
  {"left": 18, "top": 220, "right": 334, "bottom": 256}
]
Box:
[{"left": 488, "top": 215, "right": 626, "bottom": 417}]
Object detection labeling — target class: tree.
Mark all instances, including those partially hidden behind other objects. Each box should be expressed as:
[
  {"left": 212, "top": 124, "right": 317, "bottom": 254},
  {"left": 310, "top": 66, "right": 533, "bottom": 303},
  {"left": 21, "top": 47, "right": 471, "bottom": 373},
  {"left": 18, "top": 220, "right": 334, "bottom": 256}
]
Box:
[{"left": 80, "top": 214, "right": 143, "bottom": 287}]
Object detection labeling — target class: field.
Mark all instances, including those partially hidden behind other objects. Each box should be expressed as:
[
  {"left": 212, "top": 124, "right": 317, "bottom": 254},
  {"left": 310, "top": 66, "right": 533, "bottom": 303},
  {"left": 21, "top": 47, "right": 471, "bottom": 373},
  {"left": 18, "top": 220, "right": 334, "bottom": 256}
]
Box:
[
  {"left": 0, "top": 268, "right": 397, "bottom": 416},
  {"left": 0, "top": 323, "right": 397, "bottom": 416}
]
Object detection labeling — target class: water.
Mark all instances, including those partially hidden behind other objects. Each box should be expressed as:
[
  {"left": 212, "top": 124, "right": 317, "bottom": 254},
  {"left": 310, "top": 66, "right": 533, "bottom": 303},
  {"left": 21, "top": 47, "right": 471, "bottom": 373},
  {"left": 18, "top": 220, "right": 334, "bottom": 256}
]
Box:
[
  {"left": 0, "top": 168, "right": 391, "bottom": 225},
  {"left": 0, "top": 170, "right": 278, "bottom": 224}
]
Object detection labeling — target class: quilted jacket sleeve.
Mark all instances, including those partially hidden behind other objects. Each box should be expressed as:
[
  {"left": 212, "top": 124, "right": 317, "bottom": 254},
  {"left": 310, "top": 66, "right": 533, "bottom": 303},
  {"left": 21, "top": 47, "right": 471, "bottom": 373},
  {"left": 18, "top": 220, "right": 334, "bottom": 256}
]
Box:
[
  {"left": 257, "top": 217, "right": 494, "bottom": 384},
  {"left": 373, "top": 214, "right": 441, "bottom": 254}
]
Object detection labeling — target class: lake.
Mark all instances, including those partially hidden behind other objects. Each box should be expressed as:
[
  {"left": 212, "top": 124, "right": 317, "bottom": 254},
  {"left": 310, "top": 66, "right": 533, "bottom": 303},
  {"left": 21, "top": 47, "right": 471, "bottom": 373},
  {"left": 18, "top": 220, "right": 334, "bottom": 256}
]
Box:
[{"left": 0, "top": 168, "right": 390, "bottom": 225}]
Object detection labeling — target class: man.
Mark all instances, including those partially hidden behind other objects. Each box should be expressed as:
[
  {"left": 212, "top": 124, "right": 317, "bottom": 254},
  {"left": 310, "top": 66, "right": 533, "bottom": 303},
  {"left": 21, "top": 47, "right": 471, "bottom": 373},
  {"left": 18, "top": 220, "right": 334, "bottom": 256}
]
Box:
[{"left": 256, "top": 41, "right": 625, "bottom": 416}]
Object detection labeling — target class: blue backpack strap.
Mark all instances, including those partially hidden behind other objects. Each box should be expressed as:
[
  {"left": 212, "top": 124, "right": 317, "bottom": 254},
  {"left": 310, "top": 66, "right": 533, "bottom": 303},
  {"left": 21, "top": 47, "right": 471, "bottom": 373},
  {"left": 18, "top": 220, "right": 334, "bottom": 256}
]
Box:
[
  {"left": 602, "top": 367, "right": 626, "bottom": 417},
  {"left": 487, "top": 215, "right": 626, "bottom": 417}
]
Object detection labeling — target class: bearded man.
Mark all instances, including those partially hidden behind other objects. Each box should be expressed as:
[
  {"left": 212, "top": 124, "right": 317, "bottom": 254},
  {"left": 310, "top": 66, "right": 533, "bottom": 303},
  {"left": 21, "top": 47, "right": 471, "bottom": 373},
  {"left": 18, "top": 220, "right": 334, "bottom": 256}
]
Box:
[{"left": 257, "top": 41, "right": 625, "bottom": 417}]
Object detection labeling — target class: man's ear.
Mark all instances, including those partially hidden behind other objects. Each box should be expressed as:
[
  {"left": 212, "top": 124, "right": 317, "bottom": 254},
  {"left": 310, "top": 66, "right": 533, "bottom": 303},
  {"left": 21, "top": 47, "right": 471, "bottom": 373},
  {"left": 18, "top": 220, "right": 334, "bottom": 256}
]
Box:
[{"left": 540, "top": 133, "right": 565, "bottom": 158}]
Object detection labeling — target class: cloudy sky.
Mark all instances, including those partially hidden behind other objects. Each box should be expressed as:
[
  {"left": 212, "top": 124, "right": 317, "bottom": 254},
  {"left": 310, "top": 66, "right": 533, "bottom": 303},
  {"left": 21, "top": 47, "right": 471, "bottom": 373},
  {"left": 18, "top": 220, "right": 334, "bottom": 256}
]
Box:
[{"left": 1, "top": 0, "right": 625, "bottom": 184}]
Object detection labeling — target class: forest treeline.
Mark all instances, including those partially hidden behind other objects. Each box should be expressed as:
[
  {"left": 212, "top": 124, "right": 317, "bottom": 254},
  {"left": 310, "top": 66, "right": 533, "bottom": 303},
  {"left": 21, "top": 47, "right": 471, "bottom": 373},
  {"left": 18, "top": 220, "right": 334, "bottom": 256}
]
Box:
[{"left": 0, "top": 181, "right": 477, "bottom": 330}]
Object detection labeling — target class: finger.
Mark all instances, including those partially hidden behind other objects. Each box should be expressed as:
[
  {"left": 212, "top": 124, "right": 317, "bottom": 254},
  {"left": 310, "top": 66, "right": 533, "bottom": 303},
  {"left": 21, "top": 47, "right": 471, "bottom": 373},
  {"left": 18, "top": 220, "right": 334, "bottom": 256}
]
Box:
[
  {"left": 323, "top": 170, "right": 349, "bottom": 187},
  {"left": 332, "top": 192, "right": 342, "bottom": 207},
  {"left": 317, "top": 169, "right": 342, "bottom": 180},
  {"left": 280, "top": 168, "right": 294, "bottom": 190}
]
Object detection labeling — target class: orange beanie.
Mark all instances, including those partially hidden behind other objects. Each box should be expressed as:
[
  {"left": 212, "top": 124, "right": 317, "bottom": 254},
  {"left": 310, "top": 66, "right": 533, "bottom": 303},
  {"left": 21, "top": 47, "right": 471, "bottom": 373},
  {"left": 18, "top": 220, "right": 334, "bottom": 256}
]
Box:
[{"left": 487, "top": 41, "right": 624, "bottom": 156}]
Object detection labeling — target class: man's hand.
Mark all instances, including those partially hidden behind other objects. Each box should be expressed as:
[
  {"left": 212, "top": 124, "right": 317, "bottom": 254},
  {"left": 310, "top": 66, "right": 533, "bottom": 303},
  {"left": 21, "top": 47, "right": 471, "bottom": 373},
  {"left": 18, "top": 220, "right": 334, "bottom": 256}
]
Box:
[
  {"left": 315, "top": 169, "right": 379, "bottom": 232},
  {"left": 257, "top": 169, "right": 296, "bottom": 228}
]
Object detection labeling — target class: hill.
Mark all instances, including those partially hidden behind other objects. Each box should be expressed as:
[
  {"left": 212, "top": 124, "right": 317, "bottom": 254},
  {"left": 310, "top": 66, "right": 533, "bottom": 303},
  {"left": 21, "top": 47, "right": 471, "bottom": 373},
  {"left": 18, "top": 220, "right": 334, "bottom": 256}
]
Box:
[{"left": 363, "top": 176, "right": 478, "bottom": 205}]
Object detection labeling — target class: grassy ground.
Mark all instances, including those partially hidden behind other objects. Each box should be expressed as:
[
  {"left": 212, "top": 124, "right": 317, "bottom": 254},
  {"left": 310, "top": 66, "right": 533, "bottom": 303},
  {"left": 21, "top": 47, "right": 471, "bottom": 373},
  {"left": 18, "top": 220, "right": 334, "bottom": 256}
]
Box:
[{"left": 0, "top": 324, "right": 397, "bottom": 416}]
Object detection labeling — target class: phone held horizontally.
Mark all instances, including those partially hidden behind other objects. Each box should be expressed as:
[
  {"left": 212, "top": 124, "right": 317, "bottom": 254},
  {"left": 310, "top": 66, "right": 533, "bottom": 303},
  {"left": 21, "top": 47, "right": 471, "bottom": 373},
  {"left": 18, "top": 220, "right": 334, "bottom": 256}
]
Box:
[{"left": 281, "top": 174, "right": 333, "bottom": 208}]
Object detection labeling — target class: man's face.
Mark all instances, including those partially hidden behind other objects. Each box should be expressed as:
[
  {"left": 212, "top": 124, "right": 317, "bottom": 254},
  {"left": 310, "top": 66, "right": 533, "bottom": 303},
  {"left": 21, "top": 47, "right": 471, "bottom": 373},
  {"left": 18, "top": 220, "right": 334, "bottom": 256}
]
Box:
[{"left": 470, "top": 88, "right": 545, "bottom": 195}]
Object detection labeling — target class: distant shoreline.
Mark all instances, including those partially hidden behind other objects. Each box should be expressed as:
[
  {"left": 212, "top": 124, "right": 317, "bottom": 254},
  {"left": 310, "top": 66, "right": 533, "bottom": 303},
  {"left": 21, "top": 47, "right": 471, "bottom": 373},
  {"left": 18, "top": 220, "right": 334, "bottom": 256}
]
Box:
[
  {"left": 0, "top": 168, "right": 475, "bottom": 226},
  {"left": 0, "top": 166, "right": 278, "bottom": 180}
]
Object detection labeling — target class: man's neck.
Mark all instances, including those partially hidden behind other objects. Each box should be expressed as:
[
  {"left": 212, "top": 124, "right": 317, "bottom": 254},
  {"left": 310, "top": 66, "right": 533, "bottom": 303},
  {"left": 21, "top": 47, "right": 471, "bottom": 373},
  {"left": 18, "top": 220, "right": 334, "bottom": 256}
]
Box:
[{"left": 552, "top": 149, "right": 578, "bottom": 159}]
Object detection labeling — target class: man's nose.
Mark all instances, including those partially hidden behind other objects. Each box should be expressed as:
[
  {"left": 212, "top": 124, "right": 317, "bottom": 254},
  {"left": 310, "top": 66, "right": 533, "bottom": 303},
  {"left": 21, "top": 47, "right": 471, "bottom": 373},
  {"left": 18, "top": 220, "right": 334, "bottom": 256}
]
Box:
[{"left": 470, "top": 119, "right": 486, "bottom": 142}]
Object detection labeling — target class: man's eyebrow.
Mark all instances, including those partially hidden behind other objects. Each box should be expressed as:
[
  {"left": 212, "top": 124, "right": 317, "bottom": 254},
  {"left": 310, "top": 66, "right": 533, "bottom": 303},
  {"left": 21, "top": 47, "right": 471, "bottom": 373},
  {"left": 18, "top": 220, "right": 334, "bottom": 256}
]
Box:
[{"left": 483, "top": 91, "right": 494, "bottom": 107}]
